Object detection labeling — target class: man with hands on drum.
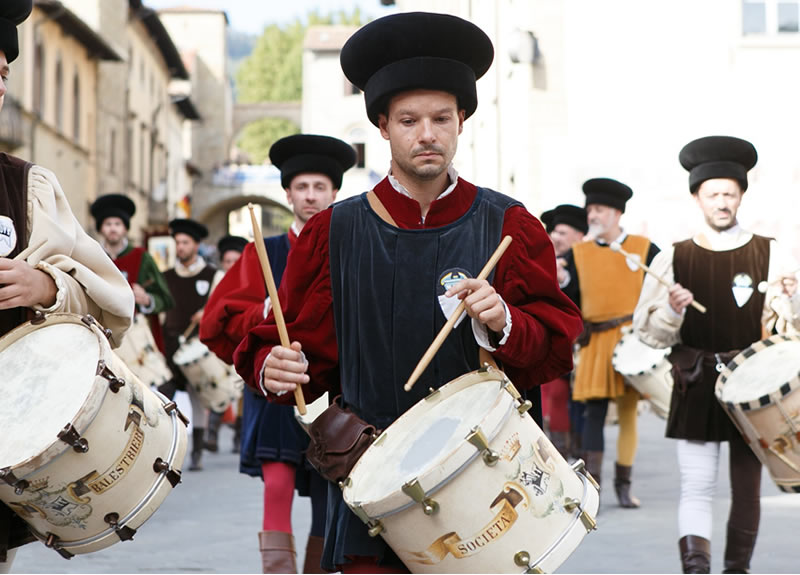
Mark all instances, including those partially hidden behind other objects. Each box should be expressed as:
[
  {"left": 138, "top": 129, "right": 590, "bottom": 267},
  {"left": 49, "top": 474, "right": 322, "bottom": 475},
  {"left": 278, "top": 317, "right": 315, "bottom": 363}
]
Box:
[
  {"left": 233, "top": 12, "right": 583, "bottom": 574},
  {"left": 160, "top": 218, "right": 223, "bottom": 471},
  {"left": 560, "top": 179, "right": 660, "bottom": 509},
  {"left": 633, "top": 136, "right": 800, "bottom": 574},
  {"left": 0, "top": 1, "right": 134, "bottom": 570}
]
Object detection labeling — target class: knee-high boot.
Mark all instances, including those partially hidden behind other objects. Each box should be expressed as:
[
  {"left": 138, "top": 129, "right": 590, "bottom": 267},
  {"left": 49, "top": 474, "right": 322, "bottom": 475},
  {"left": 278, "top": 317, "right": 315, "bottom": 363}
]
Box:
[
  {"left": 722, "top": 525, "right": 757, "bottom": 574},
  {"left": 679, "top": 535, "right": 711, "bottom": 574},
  {"left": 259, "top": 531, "right": 297, "bottom": 574}
]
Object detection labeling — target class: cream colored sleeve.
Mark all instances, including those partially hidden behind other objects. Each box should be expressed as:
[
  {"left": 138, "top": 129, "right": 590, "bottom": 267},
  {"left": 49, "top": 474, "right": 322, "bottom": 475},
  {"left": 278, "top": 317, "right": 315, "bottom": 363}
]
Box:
[
  {"left": 763, "top": 239, "right": 800, "bottom": 334},
  {"left": 632, "top": 246, "right": 683, "bottom": 349},
  {"left": 209, "top": 268, "right": 225, "bottom": 295},
  {"left": 22, "top": 165, "right": 134, "bottom": 346}
]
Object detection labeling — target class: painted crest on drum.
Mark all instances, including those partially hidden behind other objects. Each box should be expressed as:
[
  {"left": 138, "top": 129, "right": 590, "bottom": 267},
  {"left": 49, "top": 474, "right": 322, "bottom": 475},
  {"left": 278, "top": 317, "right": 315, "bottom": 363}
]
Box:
[
  {"left": 732, "top": 272, "right": 754, "bottom": 307},
  {"left": 0, "top": 215, "right": 17, "bottom": 257},
  {"left": 437, "top": 268, "right": 471, "bottom": 326},
  {"left": 195, "top": 279, "right": 210, "bottom": 296}
]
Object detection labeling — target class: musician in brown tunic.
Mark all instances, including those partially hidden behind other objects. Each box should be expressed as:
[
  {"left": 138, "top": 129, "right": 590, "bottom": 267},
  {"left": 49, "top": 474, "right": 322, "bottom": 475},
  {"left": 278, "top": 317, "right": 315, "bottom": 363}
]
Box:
[{"left": 634, "top": 136, "right": 800, "bottom": 573}]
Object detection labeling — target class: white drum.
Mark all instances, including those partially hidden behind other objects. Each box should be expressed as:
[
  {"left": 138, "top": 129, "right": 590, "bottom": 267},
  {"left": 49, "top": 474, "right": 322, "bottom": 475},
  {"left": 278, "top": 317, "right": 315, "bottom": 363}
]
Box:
[
  {"left": 115, "top": 314, "right": 172, "bottom": 388},
  {"left": 342, "top": 368, "right": 599, "bottom": 573},
  {"left": 612, "top": 330, "right": 673, "bottom": 419},
  {"left": 173, "top": 336, "right": 243, "bottom": 414},
  {"left": 0, "top": 313, "right": 188, "bottom": 558},
  {"left": 295, "top": 392, "right": 330, "bottom": 433},
  {"left": 715, "top": 335, "right": 800, "bottom": 493}
]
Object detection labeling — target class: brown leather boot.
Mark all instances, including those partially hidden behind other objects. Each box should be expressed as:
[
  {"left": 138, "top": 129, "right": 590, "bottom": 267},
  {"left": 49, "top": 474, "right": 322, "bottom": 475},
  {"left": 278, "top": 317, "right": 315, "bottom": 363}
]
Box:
[
  {"left": 722, "top": 526, "right": 757, "bottom": 573},
  {"left": 614, "top": 463, "right": 640, "bottom": 508},
  {"left": 569, "top": 429, "right": 582, "bottom": 460},
  {"left": 259, "top": 531, "right": 297, "bottom": 574},
  {"left": 679, "top": 535, "right": 711, "bottom": 574},
  {"left": 583, "top": 450, "right": 603, "bottom": 488},
  {"left": 302, "top": 535, "right": 325, "bottom": 573},
  {"left": 189, "top": 428, "right": 204, "bottom": 471}
]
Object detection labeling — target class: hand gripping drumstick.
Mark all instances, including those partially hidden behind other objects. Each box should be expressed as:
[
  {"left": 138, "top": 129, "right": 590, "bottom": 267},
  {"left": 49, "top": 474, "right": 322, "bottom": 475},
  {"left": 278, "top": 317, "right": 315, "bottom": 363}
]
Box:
[
  {"left": 609, "top": 241, "right": 707, "bottom": 314},
  {"left": 248, "top": 203, "right": 307, "bottom": 415},
  {"left": 404, "top": 235, "right": 513, "bottom": 392}
]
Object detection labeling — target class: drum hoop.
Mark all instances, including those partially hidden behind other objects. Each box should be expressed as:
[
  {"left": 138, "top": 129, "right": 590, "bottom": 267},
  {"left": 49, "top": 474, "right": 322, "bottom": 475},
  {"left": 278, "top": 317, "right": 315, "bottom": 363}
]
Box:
[
  {"left": 612, "top": 334, "right": 670, "bottom": 374},
  {"left": 716, "top": 334, "right": 800, "bottom": 412}
]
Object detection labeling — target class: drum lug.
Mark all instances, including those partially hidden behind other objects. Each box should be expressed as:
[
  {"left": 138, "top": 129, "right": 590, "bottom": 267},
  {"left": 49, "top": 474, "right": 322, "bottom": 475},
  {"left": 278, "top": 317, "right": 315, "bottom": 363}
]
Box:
[
  {"left": 153, "top": 458, "right": 182, "bottom": 488},
  {"left": 424, "top": 387, "right": 441, "bottom": 401},
  {"left": 401, "top": 478, "right": 439, "bottom": 516},
  {"left": 466, "top": 426, "right": 500, "bottom": 466},
  {"left": 571, "top": 459, "right": 600, "bottom": 490},
  {"left": 338, "top": 477, "right": 352, "bottom": 490},
  {"left": 502, "top": 378, "right": 521, "bottom": 400},
  {"left": 57, "top": 423, "right": 89, "bottom": 453},
  {"left": 367, "top": 520, "right": 384, "bottom": 537},
  {"left": 104, "top": 512, "right": 137, "bottom": 541},
  {"left": 163, "top": 401, "right": 190, "bottom": 426},
  {"left": 31, "top": 310, "right": 46, "bottom": 325},
  {"left": 0, "top": 467, "right": 29, "bottom": 495},
  {"left": 81, "top": 314, "right": 113, "bottom": 340},
  {"left": 517, "top": 399, "right": 533, "bottom": 415},
  {"left": 96, "top": 360, "right": 126, "bottom": 393},
  {"left": 44, "top": 532, "right": 74, "bottom": 559},
  {"left": 563, "top": 497, "right": 597, "bottom": 532},
  {"left": 513, "top": 550, "right": 543, "bottom": 573}
]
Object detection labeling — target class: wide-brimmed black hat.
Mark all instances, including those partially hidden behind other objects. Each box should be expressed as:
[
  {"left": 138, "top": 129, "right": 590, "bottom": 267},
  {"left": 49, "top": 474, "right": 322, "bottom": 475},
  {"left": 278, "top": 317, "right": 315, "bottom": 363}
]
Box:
[
  {"left": 0, "top": 0, "right": 33, "bottom": 63},
  {"left": 582, "top": 178, "right": 633, "bottom": 213},
  {"left": 541, "top": 204, "right": 588, "bottom": 235},
  {"left": 217, "top": 235, "right": 248, "bottom": 256},
  {"left": 340, "top": 12, "right": 494, "bottom": 126},
  {"left": 90, "top": 194, "right": 136, "bottom": 231},
  {"left": 269, "top": 134, "right": 357, "bottom": 190},
  {"left": 169, "top": 218, "right": 208, "bottom": 242},
  {"left": 679, "top": 136, "right": 758, "bottom": 194}
]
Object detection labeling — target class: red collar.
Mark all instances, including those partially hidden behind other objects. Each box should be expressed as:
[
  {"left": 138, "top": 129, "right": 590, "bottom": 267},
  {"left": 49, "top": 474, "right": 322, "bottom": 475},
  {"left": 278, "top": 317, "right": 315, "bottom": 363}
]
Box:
[{"left": 372, "top": 176, "right": 478, "bottom": 229}]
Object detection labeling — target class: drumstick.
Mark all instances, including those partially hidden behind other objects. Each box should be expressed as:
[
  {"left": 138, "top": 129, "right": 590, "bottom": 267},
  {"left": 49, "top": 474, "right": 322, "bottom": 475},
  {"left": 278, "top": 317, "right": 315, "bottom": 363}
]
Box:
[
  {"left": 182, "top": 318, "right": 199, "bottom": 340},
  {"left": 247, "top": 203, "right": 307, "bottom": 415},
  {"left": 609, "top": 242, "right": 707, "bottom": 314},
  {"left": 404, "top": 236, "right": 513, "bottom": 392}
]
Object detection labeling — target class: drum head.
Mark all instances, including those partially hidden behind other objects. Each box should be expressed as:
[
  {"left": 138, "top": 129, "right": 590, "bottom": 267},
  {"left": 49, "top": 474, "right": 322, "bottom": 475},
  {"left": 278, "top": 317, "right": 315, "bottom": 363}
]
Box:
[
  {"left": 348, "top": 377, "right": 504, "bottom": 505},
  {"left": 0, "top": 322, "right": 100, "bottom": 468},
  {"left": 719, "top": 338, "right": 800, "bottom": 404},
  {"left": 173, "top": 337, "right": 207, "bottom": 365},
  {"left": 613, "top": 332, "right": 670, "bottom": 375}
]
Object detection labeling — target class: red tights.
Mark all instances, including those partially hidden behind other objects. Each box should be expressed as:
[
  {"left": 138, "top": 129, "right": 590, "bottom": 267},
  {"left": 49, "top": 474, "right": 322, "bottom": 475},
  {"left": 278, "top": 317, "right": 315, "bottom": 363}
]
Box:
[
  {"left": 541, "top": 377, "right": 571, "bottom": 432},
  {"left": 262, "top": 461, "right": 295, "bottom": 533}
]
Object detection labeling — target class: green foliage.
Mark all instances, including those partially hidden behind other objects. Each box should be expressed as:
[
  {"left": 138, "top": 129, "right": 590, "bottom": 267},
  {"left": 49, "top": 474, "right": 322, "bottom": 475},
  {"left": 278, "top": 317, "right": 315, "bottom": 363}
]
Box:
[{"left": 235, "top": 8, "right": 364, "bottom": 164}]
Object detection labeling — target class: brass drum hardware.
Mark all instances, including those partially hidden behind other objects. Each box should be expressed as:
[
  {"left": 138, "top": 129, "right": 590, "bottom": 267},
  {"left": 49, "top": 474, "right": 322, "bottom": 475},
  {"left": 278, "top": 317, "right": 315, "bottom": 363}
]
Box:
[
  {"left": 153, "top": 458, "right": 182, "bottom": 488},
  {"left": 517, "top": 399, "right": 533, "bottom": 415},
  {"left": 514, "top": 551, "right": 531, "bottom": 566},
  {"left": 0, "top": 468, "right": 28, "bottom": 495},
  {"left": 503, "top": 378, "right": 521, "bottom": 400},
  {"left": 367, "top": 520, "right": 384, "bottom": 537},
  {"left": 81, "top": 314, "right": 113, "bottom": 340},
  {"left": 563, "top": 497, "right": 597, "bottom": 532},
  {"left": 402, "top": 478, "right": 439, "bottom": 516},
  {"left": 163, "top": 401, "right": 190, "bottom": 426},
  {"left": 352, "top": 504, "right": 370, "bottom": 525},
  {"left": 45, "top": 532, "right": 75, "bottom": 559},
  {"left": 338, "top": 477, "right": 352, "bottom": 490},
  {"left": 466, "top": 426, "right": 500, "bottom": 466},
  {"left": 572, "top": 459, "right": 601, "bottom": 490},
  {"left": 31, "top": 310, "right": 46, "bottom": 325},
  {"left": 104, "top": 512, "right": 136, "bottom": 541},
  {"left": 96, "top": 360, "right": 126, "bottom": 393},
  {"left": 57, "top": 423, "right": 89, "bottom": 453},
  {"left": 373, "top": 432, "right": 387, "bottom": 447},
  {"left": 425, "top": 387, "right": 441, "bottom": 401}
]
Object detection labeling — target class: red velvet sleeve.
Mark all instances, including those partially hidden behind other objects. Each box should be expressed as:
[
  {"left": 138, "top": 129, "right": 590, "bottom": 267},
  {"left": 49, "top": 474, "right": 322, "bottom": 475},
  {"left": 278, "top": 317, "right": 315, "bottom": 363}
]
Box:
[
  {"left": 199, "top": 244, "right": 267, "bottom": 365},
  {"left": 233, "top": 211, "right": 339, "bottom": 404},
  {"left": 491, "top": 206, "right": 583, "bottom": 388}
]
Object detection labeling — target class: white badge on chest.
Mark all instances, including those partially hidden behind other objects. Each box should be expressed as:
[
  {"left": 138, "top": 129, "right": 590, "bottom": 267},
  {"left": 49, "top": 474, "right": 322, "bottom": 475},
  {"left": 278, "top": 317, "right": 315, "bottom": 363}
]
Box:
[
  {"left": 195, "top": 279, "right": 210, "bottom": 296},
  {"left": 732, "top": 272, "right": 754, "bottom": 307},
  {"left": 0, "top": 215, "right": 18, "bottom": 257}
]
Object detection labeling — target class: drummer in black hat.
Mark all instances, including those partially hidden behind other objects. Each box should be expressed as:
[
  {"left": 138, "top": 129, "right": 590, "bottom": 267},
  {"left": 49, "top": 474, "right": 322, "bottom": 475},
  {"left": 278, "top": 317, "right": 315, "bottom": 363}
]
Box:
[
  {"left": 217, "top": 235, "right": 248, "bottom": 273},
  {"left": 560, "top": 177, "right": 660, "bottom": 510},
  {"left": 634, "top": 136, "right": 800, "bottom": 573},
  {"left": 234, "top": 12, "right": 583, "bottom": 574}
]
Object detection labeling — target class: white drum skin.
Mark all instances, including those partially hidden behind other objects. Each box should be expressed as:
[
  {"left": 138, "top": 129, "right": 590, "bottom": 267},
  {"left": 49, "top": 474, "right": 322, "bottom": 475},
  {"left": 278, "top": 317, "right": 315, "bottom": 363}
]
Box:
[
  {"left": 172, "top": 336, "right": 243, "bottom": 413},
  {"left": 0, "top": 314, "right": 188, "bottom": 557},
  {"left": 716, "top": 335, "right": 800, "bottom": 493},
  {"left": 343, "top": 369, "right": 599, "bottom": 574},
  {"left": 115, "top": 313, "right": 172, "bottom": 388},
  {"left": 612, "top": 331, "right": 673, "bottom": 419}
]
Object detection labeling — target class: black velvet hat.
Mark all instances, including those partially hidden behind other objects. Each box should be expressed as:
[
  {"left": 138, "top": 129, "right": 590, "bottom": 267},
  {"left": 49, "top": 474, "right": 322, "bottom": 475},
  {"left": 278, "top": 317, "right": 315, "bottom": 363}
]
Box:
[
  {"left": 340, "top": 12, "right": 494, "bottom": 126},
  {"left": 90, "top": 194, "right": 136, "bottom": 231},
  {"left": 269, "top": 134, "right": 357, "bottom": 190},
  {"left": 679, "top": 136, "right": 758, "bottom": 194},
  {"left": 169, "top": 218, "right": 208, "bottom": 242},
  {"left": 217, "top": 235, "right": 248, "bottom": 256},
  {"left": 0, "top": 0, "right": 32, "bottom": 63},
  {"left": 541, "top": 204, "right": 588, "bottom": 235},
  {"left": 582, "top": 178, "right": 633, "bottom": 213}
]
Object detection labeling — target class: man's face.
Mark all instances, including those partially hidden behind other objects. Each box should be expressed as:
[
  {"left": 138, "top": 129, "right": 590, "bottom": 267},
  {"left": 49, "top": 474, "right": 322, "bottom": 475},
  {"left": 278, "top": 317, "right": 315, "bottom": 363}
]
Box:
[
  {"left": 550, "top": 223, "right": 585, "bottom": 256},
  {"left": 220, "top": 250, "right": 241, "bottom": 273},
  {"left": 286, "top": 173, "right": 337, "bottom": 226},
  {"left": 586, "top": 204, "right": 621, "bottom": 238},
  {"left": 378, "top": 89, "right": 464, "bottom": 183},
  {"left": 174, "top": 233, "right": 198, "bottom": 264},
  {"left": 694, "top": 178, "right": 743, "bottom": 232},
  {"left": 99, "top": 217, "right": 127, "bottom": 245},
  {"left": 0, "top": 51, "right": 8, "bottom": 113}
]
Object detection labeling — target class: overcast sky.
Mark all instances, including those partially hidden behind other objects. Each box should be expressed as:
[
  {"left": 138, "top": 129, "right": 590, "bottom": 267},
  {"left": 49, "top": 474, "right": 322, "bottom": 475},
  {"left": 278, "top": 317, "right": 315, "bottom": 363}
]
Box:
[{"left": 148, "top": 0, "right": 398, "bottom": 35}]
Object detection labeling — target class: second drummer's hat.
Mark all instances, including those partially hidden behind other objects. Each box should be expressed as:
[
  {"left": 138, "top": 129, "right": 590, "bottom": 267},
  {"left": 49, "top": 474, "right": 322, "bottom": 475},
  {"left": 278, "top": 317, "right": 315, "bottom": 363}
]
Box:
[
  {"left": 169, "top": 218, "right": 208, "bottom": 242},
  {"left": 0, "top": 0, "right": 33, "bottom": 63},
  {"left": 269, "top": 134, "right": 357, "bottom": 190},
  {"left": 340, "top": 12, "right": 494, "bottom": 126},
  {"left": 679, "top": 136, "right": 758, "bottom": 194},
  {"left": 582, "top": 178, "right": 633, "bottom": 213},
  {"left": 541, "top": 204, "right": 588, "bottom": 235},
  {"left": 90, "top": 194, "right": 136, "bottom": 231},
  {"left": 217, "top": 235, "right": 248, "bottom": 257}
]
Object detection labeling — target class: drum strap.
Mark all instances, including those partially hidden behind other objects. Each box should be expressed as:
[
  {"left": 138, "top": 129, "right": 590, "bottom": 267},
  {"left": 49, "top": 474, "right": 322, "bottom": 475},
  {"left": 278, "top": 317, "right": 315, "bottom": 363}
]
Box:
[{"left": 366, "top": 191, "right": 499, "bottom": 371}]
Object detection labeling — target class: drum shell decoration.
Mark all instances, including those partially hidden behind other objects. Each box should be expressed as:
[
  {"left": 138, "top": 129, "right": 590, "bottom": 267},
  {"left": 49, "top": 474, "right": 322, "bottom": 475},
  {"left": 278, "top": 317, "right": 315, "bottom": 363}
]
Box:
[
  {"left": 715, "top": 334, "right": 800, "bottom": 493},
  {"left": 0, "top": 313, "right": 188, "bottom": 557},
  {"left": 172, "top": 336, "right": 243, "bottom": 413},
  {"left": 612, "top": 330, "right": 673, "bottom": 419},
  {"left": 342, "top": 369, "right": 599, "bottom": 574},
  {"left": 114, "top": 313, "right": 172, "bottom": 388}
]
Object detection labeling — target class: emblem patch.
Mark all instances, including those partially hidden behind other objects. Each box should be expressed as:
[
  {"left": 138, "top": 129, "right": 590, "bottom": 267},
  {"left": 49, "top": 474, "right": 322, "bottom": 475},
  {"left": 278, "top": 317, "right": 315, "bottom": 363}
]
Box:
[
  {"left": 732, "top": 273, "right": 754, "bottom": 308},
  {"left": 437, "top": 268, "right": 471, "bottom": 327},
  {"left": 0, "top": 215, "right": 17, "bottom": 257},
  {"left": 195, "top": 279, "right": 210, "bottom": 296},
  {"left": 624, "top": 252, "right": 641, "bottom": 272}
]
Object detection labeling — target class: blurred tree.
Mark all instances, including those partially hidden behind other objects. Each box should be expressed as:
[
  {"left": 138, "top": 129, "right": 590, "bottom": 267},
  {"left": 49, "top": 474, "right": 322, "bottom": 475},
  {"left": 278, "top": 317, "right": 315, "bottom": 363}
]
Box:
[{"left": 235, "top": 8, "right": 363, "bottom": 164}]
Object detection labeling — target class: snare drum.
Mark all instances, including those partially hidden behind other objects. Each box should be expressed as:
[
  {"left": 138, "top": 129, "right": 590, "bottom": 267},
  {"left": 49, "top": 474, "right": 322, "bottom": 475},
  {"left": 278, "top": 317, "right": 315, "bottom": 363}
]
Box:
[
  {"left": 342, "top": 368, "right": 599, "bottom": 573},
  {"left": 715, "top": 334, "right": 800, "bottom": 493},
  {"left": 173, "top": 336, "right": 243, "bottom": 414},
  {"left": 612, "top": 330, "right": 673, "bottom": 419},
  {"left": 115, "top": 314, "right": 172, "bottom": 388},
  {"left": 0, "top": 313, "right": 188, "bottom": 558}
]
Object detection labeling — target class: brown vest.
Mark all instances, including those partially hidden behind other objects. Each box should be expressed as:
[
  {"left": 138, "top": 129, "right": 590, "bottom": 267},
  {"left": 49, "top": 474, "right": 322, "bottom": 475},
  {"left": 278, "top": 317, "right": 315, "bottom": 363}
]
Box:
[
  {"left": 0, "top": 153, "right": 31, "bottom": 337},
  {"left": 163, "top": 263, "right": 217, "bottom": 358}
]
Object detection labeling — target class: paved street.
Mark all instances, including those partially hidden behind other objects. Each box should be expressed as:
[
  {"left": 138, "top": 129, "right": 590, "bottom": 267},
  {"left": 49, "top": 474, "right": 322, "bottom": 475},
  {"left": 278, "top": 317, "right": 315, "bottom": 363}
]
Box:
[{"left": 12, "top": 408, "right": 799, "bottom": 574}]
